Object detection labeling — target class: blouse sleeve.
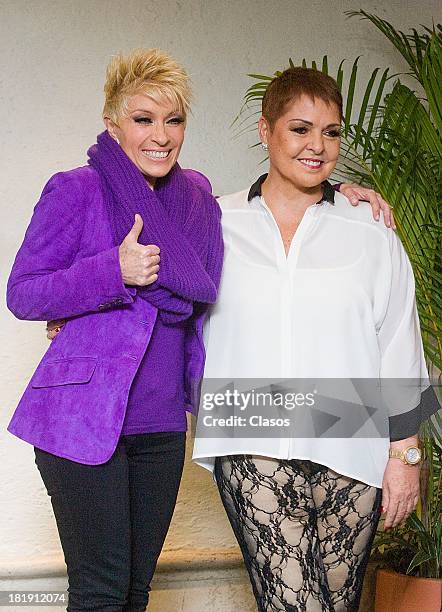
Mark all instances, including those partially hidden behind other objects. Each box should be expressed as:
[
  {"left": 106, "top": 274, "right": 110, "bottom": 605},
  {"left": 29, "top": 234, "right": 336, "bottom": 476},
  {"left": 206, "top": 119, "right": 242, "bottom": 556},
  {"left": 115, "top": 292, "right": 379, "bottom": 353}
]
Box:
[
  {"left": 377, "top": 230, "right": 440, "bottom": 441},
  {"left": 6, "top": 171, "right": 135, "bottom": 321}
]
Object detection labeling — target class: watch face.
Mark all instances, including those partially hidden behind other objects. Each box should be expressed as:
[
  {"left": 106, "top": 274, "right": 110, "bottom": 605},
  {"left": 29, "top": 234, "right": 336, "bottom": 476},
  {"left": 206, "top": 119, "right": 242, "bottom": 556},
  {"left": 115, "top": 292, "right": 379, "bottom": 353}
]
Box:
[{"left": 405, "top": 447, "right": 421, "bottom": 464}]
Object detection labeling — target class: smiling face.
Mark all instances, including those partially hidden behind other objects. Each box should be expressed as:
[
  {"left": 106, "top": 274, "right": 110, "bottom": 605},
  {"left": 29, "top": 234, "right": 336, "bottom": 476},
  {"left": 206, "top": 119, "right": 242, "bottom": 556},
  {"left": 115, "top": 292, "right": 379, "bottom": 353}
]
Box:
[
  {"left": 259, "top": 94, "right": 341, "bottom": 192},
  {"left": 104, "top": 93, "right": 186, "bottom": 188}
]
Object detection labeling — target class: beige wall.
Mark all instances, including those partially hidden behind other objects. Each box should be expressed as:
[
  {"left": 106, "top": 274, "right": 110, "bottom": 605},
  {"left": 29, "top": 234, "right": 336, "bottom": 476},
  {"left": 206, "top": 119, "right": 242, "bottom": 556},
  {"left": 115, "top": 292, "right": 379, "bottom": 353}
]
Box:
[{"left": 1, "top": 0, "right": 440, "bottom": 598}]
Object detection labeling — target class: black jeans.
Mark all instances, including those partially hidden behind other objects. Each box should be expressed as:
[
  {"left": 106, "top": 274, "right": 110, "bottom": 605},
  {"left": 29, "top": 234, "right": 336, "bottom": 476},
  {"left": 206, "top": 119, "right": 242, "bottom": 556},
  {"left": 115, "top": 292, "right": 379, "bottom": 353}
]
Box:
[{"left": 35, "top": 431, "right": 186, "bottom": 612}]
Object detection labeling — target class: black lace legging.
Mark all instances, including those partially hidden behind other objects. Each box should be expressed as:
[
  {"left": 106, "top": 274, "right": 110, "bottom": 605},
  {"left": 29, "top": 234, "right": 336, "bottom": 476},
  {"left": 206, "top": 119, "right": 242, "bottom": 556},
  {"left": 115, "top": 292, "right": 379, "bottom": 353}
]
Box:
[{"left": 215, "top": 455, "right": 382, "bottom": 612}]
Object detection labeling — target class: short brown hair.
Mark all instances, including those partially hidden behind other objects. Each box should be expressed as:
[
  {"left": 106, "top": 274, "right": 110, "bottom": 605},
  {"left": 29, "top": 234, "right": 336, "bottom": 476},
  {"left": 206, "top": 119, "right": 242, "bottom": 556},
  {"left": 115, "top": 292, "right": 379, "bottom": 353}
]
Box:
[
  {"left": 262, "top": 67, "right": 342, "bottom": 128},
  {"left": 103, "top": 48, "right": 192, "bottom": 124}
]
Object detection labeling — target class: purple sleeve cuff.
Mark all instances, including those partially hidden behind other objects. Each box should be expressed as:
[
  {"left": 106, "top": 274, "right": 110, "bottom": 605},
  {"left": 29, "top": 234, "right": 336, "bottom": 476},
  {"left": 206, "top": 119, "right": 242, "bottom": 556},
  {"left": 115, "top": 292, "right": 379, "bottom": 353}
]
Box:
[
  {"left": 7, "top": 171, "right": 136, "bottom": 321},
  {"left": 7, "top": 246, "right": 135, "bottom": 320},
  {"left": 92, "top": 246, "right": 136, "bottom": 313}
]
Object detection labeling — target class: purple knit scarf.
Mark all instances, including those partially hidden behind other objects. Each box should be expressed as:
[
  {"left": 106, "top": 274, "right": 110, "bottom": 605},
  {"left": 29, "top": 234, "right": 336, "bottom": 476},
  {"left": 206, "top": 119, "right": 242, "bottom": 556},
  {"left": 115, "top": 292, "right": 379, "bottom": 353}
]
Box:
[{"left": 87, "top": 130, "right": 223, "bottom": 323}]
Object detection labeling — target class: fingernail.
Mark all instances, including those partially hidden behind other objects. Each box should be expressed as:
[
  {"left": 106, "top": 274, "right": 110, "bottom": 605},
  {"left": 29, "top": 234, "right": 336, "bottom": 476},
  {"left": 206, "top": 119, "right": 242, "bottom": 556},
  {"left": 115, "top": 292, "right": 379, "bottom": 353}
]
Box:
[{"left": 380, "top": 506, "right": 384, "bottom": 513}]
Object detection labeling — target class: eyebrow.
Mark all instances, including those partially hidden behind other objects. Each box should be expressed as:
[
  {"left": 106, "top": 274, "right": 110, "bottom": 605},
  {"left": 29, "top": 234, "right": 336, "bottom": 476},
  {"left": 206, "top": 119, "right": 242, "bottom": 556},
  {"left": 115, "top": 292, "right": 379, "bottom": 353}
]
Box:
[
  {"left": 287, "top": 118, "right": 341, "bottom": 128},
  {"left": 131, "top": 109, "right": 183, "bottom": 116}
]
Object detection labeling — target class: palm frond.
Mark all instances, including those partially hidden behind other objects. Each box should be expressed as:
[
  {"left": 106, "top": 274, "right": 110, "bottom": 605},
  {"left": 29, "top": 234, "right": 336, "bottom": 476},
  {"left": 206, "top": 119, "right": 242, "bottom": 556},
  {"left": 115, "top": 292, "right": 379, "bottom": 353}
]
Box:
[{"left": 345, "top": 10, "right": 432, "bottom": 83}]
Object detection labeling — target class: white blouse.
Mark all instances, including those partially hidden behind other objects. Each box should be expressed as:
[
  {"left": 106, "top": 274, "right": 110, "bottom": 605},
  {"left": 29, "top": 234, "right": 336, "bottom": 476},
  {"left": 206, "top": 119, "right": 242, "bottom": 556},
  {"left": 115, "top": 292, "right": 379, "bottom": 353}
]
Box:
[{"left": 192, "top": 180, "right": 433, "bottom": 487}]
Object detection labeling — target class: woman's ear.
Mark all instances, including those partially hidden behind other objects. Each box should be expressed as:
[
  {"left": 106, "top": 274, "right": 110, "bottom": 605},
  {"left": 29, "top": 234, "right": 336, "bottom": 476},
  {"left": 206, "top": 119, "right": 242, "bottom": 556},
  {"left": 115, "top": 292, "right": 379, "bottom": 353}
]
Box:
[
  {"left": 258, "top": 115, "right": 270, "bottom": 148},
  {"left": 104, "top": 117, "right": 120, "bottom": 144}
]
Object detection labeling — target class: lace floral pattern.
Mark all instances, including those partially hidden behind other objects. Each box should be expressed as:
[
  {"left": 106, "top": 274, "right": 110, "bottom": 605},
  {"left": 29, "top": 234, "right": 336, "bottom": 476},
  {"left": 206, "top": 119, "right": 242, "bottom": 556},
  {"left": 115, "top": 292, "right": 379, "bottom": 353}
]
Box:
[{"left": 215, "top": 455, "right": 381, "bottom": 612}]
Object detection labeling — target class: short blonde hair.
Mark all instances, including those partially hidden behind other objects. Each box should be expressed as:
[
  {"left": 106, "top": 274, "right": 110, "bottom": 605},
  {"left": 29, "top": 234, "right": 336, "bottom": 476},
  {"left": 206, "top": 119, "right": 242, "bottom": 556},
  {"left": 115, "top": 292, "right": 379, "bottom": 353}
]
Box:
[{"left": 103, "top": 48, "right": 192, "bottom": 123}]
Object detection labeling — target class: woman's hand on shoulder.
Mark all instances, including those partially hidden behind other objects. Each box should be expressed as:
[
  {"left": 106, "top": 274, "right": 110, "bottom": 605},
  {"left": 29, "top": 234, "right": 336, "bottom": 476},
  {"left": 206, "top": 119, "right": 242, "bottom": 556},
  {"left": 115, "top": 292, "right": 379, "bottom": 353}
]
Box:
[
  {"left": 119, "top": 214, "right": 160, "bottom": 286},
  {"left": 339, "top": 183, "right": 396, "bottom": 229}
]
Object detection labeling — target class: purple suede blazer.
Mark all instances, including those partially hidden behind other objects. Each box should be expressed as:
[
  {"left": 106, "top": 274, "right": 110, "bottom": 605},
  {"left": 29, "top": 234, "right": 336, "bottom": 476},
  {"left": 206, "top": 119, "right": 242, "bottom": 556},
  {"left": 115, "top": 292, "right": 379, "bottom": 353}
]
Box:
[{"left": 7, "top": 166, "right": 211, "bottom": 464}]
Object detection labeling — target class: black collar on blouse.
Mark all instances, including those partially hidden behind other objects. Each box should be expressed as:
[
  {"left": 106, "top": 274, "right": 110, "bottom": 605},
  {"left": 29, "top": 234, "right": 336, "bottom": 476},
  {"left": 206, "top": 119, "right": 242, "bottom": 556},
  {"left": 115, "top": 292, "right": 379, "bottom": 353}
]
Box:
[{"left": 247, "top": 173, "right": 336, "bottom": 205}]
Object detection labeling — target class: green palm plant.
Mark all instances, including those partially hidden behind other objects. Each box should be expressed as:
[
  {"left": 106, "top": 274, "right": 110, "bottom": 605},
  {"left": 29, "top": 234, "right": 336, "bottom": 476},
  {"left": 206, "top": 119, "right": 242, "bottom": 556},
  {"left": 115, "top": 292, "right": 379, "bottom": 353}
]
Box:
[{"left": 236, "top": 10, "right": 441, "bottom": 579}]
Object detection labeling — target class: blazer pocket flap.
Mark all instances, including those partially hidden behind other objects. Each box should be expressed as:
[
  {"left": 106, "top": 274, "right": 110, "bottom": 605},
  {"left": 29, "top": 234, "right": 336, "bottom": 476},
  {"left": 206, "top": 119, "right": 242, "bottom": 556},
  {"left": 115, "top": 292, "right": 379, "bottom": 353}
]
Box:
[{"left": 32, "top": 357, "right": 97, "bottom": 388}]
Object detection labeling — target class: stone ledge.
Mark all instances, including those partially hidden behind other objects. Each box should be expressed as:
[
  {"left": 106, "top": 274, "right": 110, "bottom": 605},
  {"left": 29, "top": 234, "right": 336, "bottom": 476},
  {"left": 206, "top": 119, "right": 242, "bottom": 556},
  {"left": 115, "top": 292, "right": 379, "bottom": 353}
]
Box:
[
  {"left": 0, "top": 548, "right": 243, "bottom": 580},
  {"left": 0, "top": 548, "right": 377, "bottom": 612}
]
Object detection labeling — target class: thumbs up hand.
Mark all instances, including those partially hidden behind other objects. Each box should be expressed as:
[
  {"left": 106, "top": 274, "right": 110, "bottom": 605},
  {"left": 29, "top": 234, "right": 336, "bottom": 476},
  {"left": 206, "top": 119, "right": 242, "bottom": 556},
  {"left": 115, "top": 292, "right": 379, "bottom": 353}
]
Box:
[{"left": 118, "top": 214, "right": 160, "bottom": 286}]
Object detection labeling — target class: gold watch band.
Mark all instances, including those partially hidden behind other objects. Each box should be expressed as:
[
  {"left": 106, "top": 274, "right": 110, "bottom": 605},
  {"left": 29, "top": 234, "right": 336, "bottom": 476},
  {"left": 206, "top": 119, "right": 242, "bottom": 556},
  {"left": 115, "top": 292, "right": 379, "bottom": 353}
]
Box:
[
  {"left": 389, "top": 448, "right": 407, "bottom": 462},
  {"left": 388, "top": 445, "right": 421, "bottom": 465}
]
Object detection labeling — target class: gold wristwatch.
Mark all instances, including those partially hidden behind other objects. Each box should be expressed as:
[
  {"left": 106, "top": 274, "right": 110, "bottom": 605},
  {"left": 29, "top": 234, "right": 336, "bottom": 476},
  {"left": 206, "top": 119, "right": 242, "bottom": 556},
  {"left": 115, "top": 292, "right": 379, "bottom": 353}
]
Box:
[{"left": 389, "top": 446, "right": 422, "bottom": 465}]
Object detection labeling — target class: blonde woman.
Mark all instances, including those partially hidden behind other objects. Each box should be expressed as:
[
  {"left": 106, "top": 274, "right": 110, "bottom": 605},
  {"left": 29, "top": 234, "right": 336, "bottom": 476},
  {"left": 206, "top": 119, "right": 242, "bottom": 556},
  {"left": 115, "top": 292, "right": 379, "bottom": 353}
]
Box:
[{"left": 7, "top": 49, "right": 223, "bottom": 611}]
